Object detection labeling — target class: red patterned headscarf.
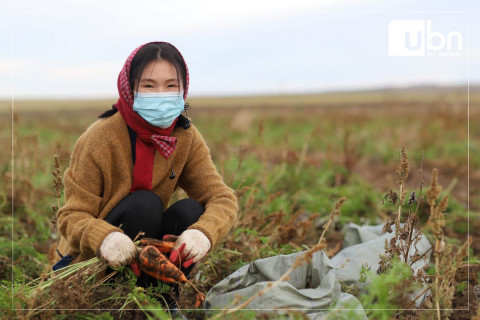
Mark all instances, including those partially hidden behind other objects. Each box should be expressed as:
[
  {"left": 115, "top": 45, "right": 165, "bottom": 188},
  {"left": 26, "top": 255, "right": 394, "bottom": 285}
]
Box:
[{"left": 114, "top": 41, "right": 189, "bottom": 193}]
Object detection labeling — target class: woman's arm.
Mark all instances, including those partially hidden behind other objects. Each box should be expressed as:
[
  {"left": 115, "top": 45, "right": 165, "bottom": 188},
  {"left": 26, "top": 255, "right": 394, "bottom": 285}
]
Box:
[
  {"left": 177, "top": 125, "right": 238, "bottom": 248},
  {"left": 57, "top": 131, "right": 122, "bottom": 257}
]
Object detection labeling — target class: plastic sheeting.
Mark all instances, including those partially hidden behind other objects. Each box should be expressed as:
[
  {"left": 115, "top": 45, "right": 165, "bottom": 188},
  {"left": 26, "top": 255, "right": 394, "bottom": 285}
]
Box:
[
  {"left": 331, "top": 223, "right": 432, "bottom": 289},
  {"left": 205, "top": 223, "right": 432, "bottom": 319},
  {"left": 205, "top": 250, "right": 367, "bottom": 319}
]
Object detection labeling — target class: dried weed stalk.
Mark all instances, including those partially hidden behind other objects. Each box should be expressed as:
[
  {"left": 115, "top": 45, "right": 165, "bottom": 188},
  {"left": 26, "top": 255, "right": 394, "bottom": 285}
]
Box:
[
  {"left": 343, "top": 130, "right": 362, "bottom": 177},
  {"left": 427, "top": 168, "right": 472, "bottom": 320},
  {"left": 395, "top": 145, "right": 410, "bottom": 230},
  {"left": 270, "top": 209, "right": 321, "bottom": 245},
  {"left": 379, "top": 146, "right": 426, "bottom": 275},
  {"left": 50, "top": 155, "right": 64, "bottom": 228},
  {"left": 318, "top": 197, "right": 346, "bottom": 246},
  {"left": 379, "top": 146, "right": 472, "bottom": 319},
  {"left": 228, "top": 146, "right": 248, "bottom": 186},
  {"left": 377, "top": 146, "right": 431, "bottom": 318}
]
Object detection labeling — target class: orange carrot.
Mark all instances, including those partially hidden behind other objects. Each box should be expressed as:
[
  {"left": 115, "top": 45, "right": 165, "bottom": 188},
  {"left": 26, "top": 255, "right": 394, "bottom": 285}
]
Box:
[
  {"left": 140, "top": 237, "right": 175, "bottom": 254},
  {"left": 194, "top": 292, "right": 205, "bottom": 308},
  {"left": 129, "top": 258, "right": 141, "bottom": 277},
  {"left": 138, "top": 245, "right": 187, "bottom": 283},
  {"left": 162, "top": 234, "right": 179, "bottom": 242}
]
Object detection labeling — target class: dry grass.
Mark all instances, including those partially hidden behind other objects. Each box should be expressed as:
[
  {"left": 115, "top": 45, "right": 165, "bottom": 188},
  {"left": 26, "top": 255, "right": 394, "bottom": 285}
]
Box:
[{"left": 1, "top": 87, "right": 479, "bottom": 319}]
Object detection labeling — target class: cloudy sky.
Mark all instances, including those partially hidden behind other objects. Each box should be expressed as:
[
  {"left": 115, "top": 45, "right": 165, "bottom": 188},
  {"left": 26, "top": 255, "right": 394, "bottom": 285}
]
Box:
[{"left": 1, "top": 0, "right": 479, "bottom": 99}]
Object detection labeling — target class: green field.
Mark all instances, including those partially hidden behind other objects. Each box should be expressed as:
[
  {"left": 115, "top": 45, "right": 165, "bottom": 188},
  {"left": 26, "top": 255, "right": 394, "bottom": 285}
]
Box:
[{"left": 1, "top": 87, "right": 479, "bottom": 319}]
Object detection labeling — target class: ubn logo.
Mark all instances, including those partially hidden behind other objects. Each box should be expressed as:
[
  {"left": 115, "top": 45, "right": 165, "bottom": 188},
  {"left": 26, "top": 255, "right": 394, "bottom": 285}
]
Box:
[{"left": 388, "top": 20, "right": 463, "bottom": 56}]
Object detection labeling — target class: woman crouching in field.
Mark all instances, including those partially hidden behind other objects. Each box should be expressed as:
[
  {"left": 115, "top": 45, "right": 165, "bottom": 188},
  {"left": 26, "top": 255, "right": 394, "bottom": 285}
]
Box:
[{"left": 51, "top": 41, "right": 238, "bottom": 299}]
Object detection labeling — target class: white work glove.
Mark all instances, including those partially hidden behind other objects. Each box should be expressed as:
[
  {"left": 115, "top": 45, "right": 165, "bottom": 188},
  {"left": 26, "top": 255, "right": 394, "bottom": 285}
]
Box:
[
  {"left": 168, "top": 229, "right": 211, "bottom": 268},
  {"left": 99, "top": 231, "right": 137, "bottom": 268}
]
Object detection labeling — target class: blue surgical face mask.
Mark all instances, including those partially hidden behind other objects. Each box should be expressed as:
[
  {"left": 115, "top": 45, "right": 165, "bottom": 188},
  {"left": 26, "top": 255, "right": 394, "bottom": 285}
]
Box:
[{"left": 132, "top": 91, "right": 185, "bottom": 128}]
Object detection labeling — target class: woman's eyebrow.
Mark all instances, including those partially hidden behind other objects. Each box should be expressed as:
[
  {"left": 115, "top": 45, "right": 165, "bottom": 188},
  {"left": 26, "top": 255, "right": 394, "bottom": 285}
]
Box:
[
  {"left": 139, "top": 78, "right": 157, "bottom": 83},
  {"left": 140, "top": 78, "right": 178, "bottom": 83}
]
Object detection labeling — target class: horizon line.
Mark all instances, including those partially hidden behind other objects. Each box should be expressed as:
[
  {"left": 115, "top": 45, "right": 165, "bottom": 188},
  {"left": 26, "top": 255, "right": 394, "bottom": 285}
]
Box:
[{"left": 2, "top": 82, "right": 476, "bottom": 101}]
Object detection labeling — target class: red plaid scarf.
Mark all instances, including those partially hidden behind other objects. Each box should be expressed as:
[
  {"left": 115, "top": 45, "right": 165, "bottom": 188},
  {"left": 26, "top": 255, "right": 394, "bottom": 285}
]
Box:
[{"left": 114, "top": 42, "right": 189, "bottom": 192}]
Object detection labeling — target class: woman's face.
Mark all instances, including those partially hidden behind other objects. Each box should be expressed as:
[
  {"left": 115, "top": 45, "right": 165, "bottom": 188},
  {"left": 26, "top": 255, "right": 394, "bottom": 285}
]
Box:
[{"left": 135, "top": 59, "right": 183, "bottom": 93}]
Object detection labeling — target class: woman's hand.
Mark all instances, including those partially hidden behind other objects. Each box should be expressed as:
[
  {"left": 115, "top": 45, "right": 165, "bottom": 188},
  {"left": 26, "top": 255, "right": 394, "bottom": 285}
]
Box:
[
  {"left": 169, "top": 229, "right": 211, "bottom": 268},
  {"left": 100, "top": 231, "right": 138, "bottom": 268}
]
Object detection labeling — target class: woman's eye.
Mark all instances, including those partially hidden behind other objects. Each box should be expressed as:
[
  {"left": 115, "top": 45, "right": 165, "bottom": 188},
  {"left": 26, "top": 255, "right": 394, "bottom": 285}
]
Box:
[{"left": 168, "top": 84, "right": 177, "bottom": 88}]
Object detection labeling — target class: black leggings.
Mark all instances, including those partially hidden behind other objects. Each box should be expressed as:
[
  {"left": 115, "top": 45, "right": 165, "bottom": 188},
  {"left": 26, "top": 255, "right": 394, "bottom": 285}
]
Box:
[
  {"left": 104, "top": 190, "right": 204, "bottom": 287},
  {"left": 105, "top": 190, "right": 204, "bottom": 240}
]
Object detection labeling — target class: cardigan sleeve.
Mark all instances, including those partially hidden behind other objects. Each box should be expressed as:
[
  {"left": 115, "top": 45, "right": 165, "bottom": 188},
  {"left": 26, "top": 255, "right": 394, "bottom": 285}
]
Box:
[
  {"left": 177, "top": 126, "right": 238, "bottom": 248},
  {"left": 56, "top": 130, "right": 122, "bottom": 257}
]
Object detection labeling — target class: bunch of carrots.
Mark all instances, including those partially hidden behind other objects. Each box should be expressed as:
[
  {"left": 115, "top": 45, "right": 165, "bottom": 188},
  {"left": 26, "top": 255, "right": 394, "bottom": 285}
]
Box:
[
  {"left": 130, "top": 235, "right": 205, "bottom": 308},
  {"left": 26, "top": 235, "right": 205, "bottom": 309}
]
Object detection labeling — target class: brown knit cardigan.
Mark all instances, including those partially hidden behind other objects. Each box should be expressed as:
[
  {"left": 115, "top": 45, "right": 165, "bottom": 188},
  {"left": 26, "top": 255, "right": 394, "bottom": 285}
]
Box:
[{"left": 53, "top": 112, "right": 238, "bottom": 265}]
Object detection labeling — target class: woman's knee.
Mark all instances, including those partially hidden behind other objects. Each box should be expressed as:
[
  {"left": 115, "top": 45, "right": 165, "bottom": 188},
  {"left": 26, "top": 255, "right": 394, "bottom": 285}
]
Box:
[
  {"left": 106, "top": 190, "right": 164, "bottom": 226},
  {"left": 106, "top": 190, "right": 165, "bottom": 239},
  {"left": 124, "top": 190, "right": 164, "bottom": 216},
  {"left": 167, "top": 198, "right": 204, "bottom": 224}
]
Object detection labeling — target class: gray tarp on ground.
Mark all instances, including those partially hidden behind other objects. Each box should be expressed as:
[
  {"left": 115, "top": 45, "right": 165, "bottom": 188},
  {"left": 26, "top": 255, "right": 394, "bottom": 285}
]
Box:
[
  {"left": 205, "top": 223, "right": 432, "bottom": 319},
  {"left": 205, "top": 250, "right": 367, "bottom": 319},
  {"left": 331, "top": 223, "right": 432, "bottom": 288}
]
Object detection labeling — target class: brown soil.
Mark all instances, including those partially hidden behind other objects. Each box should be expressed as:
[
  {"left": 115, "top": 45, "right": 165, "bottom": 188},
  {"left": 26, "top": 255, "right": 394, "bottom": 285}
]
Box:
[{"left": 450, "top": 265, "right": 480, "bottom": 319}]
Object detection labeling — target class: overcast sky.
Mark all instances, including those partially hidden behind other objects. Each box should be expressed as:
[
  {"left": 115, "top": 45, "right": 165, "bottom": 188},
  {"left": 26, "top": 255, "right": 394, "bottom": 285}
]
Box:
[{"left": 1, "top": 0, "right": 479, "bottom": 99}]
